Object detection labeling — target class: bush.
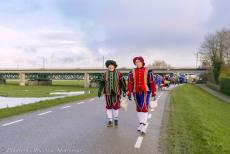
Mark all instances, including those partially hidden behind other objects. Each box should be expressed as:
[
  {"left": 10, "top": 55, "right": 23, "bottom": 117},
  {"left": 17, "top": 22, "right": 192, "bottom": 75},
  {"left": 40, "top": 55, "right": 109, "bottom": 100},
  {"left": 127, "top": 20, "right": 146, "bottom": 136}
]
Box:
[
  {"left": 220, "top": 66, "right": 230, "bottom": 78},
  {"left": 220, "top": 77, "right": 230, "bottom": 96}
]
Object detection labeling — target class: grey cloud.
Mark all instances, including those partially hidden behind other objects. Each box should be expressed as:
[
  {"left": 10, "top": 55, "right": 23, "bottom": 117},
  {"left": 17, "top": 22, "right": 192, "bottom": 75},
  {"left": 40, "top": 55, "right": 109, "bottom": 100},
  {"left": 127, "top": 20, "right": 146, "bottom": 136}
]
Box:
[
  {"left": 1, "top": 0, "right": 229, "bottom": 68},
  {"left": 205, "top": 0, "right": 230, "bottom": 30}
]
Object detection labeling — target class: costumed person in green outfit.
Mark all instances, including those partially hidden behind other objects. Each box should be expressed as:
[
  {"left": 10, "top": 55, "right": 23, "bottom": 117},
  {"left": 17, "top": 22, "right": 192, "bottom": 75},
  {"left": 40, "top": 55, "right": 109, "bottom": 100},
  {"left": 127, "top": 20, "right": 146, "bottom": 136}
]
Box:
[{"left": 98, "top": 60, "right": 127, "bottom": 127}]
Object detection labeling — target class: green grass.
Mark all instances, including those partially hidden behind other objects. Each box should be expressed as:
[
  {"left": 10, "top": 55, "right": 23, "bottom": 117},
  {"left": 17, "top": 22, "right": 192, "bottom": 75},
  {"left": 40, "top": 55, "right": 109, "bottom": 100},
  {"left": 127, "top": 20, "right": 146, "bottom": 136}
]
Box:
[
  {"left": 6, "top": 79, "right": 85, "bottom": 86},
  {"left": 165, "top": 84, "right": 230, "bottom": 154},
  {"left": 0, "top": 90, "right": 97, "bottom": 120},
  {"left": 0, "top": 80, "right": 94, "bottom": 97}
]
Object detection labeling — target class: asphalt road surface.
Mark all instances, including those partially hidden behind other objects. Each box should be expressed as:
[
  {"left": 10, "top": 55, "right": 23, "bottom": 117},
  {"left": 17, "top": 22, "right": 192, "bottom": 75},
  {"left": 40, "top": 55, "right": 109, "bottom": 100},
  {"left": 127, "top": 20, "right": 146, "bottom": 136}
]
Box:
[{"left": 0, "top": 86, "right": 175, "bottom": 154}]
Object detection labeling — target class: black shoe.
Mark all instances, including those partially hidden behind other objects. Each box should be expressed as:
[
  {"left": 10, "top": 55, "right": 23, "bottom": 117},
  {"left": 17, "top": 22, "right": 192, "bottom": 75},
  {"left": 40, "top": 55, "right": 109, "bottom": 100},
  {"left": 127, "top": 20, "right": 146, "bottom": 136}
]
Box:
[
  {"left": 137, "top": 123, "right": 143, "bottom": 131},
  {"left": 114, "top": 120, "right": 118, "bottom": 126},
  {"left": 107, "top": 121, "right": 113, "bottom": 127},
  {"left": 141, "top": 123, "right": 147, "bottom": 135}
]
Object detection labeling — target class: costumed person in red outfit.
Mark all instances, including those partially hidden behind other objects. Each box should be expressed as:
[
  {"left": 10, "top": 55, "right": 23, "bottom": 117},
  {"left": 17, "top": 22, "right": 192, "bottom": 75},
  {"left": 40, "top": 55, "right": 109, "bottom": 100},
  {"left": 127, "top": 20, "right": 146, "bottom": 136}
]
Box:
[
  {"left": 98, "top": 60, "right": 126, "bottom": 127},
  {"left": 127, "top": 56, "right": 156, "bottom": 134}
]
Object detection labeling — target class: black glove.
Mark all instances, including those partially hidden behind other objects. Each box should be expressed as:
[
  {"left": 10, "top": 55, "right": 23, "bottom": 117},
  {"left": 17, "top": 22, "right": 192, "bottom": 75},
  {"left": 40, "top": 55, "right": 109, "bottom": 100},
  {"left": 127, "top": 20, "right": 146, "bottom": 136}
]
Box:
[
  {"left": 98, "top": 91, "right": 102, "bottom": 98},
  {"left": 122, "top": 91, "right": 126, "bottom": 97}
]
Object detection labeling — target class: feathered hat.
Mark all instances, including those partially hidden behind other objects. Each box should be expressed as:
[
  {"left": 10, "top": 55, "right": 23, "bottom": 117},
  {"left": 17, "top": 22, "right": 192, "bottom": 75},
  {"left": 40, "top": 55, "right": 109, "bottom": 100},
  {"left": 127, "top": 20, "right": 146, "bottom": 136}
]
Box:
[
  {"left": 105, "top": 60, "right": 118, "bottom": 68},
  {"left": 133, "top": 56, "right": 145, "bottom": 66}
]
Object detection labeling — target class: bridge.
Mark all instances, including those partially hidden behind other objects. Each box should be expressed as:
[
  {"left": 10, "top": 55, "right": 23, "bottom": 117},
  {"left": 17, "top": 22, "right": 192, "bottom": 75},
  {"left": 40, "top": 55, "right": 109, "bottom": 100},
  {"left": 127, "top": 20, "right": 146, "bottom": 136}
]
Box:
[{"left": 0, "top": 68, "right": 209, "bottom": 87}]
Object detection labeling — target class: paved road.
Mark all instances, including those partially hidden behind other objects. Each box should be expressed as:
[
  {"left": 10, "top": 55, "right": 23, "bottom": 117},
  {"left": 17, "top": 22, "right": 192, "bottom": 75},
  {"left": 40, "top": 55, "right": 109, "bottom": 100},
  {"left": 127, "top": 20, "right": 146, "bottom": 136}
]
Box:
[
  {"left": 197, "top": 84, "right": 230, "bottom": 103},
  {"left": 0, "top": 87, "right": 175, "bottom": 154}
]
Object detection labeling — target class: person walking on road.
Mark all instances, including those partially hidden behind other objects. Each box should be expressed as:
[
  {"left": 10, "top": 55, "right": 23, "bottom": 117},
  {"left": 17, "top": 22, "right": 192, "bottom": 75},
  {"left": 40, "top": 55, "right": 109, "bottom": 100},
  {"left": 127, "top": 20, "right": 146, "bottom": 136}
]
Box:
[
  {"left": 98, "top": 60, "right": 127, "bottom": 127},
  {"left": 127, "top": 56, "right": 156, "bottom": 134}
]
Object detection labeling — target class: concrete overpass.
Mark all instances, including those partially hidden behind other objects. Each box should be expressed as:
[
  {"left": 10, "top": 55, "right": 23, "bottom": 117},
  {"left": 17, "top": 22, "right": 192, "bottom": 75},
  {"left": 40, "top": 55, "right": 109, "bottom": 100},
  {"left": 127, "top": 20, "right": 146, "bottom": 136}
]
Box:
[{"left": 0, "top": 68, "right": 209, "bottom": 87}]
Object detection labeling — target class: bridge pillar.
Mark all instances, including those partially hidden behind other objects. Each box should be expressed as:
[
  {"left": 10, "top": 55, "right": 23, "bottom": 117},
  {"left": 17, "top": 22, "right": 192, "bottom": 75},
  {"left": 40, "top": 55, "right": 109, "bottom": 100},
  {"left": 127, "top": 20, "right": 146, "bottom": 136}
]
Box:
[
  {"left": 0, "top": 78, "right": 6, "bottom": 84},
  {"left": 19, "top": 72, "right": 26, "bottom": 86},
  {"left": 0, "top": 74, "right": 6, "bottom": 84},
  {"left": 84, "top": 73, "right": 90, "bottom": 88}
]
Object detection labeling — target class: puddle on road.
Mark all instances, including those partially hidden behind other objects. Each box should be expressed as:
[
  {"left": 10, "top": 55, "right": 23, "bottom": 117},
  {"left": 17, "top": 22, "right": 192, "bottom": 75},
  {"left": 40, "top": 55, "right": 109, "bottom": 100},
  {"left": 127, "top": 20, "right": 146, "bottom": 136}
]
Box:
[
  {"left": 50, "top": 91, "right": 85, "bottom": 96},
  {"left": 0, "top": 91, "right": 91, "bottom": 109}
]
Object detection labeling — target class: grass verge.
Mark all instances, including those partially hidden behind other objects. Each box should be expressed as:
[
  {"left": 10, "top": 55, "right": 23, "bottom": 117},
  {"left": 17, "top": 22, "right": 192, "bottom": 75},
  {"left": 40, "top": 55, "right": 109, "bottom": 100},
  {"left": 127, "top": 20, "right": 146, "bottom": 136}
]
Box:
[{"left": 162, "top": 84, "right": 230, "bottom": 154}]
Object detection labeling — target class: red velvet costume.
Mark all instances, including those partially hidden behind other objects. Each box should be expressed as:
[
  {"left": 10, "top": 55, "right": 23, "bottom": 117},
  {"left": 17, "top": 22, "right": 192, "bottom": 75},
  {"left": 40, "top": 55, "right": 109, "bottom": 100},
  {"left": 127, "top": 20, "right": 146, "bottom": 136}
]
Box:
[
  {"left": 127, "top": 56, "right": 157, "bottom": 134},
  {"left": 127, "top": 67, "right": 156, "bottom": 112}
]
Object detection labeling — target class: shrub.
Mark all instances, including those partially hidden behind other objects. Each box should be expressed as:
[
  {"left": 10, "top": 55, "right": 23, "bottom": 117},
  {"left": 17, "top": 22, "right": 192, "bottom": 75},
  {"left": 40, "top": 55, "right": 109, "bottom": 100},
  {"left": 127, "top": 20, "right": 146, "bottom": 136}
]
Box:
[{"left": 220, "top": 77, "right": 230, "bottom": 96}]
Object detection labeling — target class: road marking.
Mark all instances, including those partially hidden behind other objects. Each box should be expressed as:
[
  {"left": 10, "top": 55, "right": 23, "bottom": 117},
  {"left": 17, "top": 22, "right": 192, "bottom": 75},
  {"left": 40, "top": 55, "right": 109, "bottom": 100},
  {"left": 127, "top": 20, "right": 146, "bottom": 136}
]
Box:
[
  {"left": 78, "top": 101, "right": 85, "bottom": 105},
  {"left": 148, "top": 114, "right": 152, "bottom": 119},
  {"left": 134, "top": 136, "right": 144, "bottom": 149},
  {"left": 61, "top": 106, "right": 71, "bottom": 109},
  {"left": 151, "top": 109, "right": 154, "bottom": 112},
  {"left": 2, "top": 119, "right": 24, "bottom": 126},
  {"left": 37, "top": 111, "right": 52, "bottom": 116}
]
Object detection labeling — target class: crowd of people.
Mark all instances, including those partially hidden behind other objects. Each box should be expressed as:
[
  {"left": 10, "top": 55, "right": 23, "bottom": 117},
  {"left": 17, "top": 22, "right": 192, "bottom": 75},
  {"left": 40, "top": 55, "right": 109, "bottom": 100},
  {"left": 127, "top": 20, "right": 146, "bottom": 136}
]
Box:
[{"left": 154, "top": 74, "right": 186, "bottom": 91}]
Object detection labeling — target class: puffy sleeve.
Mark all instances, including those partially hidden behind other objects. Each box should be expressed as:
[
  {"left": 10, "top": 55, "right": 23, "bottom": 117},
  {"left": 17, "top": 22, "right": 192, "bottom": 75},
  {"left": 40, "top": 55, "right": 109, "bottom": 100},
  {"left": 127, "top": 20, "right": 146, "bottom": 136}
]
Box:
[
  {"left": 148, "top": 70, "right": 156, "bottom": 96},
  {"left": 127, "top": 70, "right": 134, "bottom": 96},
  {"left": 98, "top": 73, "right": 105, "bottom": 97}
]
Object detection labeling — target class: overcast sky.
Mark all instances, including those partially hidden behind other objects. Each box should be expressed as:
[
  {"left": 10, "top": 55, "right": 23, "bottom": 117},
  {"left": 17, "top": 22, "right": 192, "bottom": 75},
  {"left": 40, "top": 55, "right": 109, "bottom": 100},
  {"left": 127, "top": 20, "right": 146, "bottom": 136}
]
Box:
[{"left": 0, "top": 0, "right": 229, "bottom": 68}]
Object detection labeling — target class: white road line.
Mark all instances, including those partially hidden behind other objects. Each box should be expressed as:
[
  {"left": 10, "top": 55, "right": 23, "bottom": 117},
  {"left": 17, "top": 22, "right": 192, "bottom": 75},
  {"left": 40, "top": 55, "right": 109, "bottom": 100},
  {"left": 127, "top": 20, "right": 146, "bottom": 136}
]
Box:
[
  {"left": 2, "top": 119, "right": 24, "bottom": 127},
  {"left": 148, "top": 114, "right": 152, "bottom": 119},
  {"left": 78, "top": 101, "right": 85, "bottom": 105},
  {"left": 61, "top": 106, "right": 71, "bottom": 109},
  {"left": 151, "top": 109, "right": 154, "bottom": 112},
  {"left": 37, "top": 111, "right": 52, "bottom": 116},
  {"left": 134, "top": 136, "right": 144, "bottom": 149}
]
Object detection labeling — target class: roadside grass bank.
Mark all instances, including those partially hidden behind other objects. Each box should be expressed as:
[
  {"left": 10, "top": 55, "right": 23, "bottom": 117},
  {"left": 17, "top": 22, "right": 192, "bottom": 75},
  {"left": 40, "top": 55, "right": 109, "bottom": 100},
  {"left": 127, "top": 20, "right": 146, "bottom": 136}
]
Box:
[{"left": 161, "top": 84, "right": 230, "bottom": 154}]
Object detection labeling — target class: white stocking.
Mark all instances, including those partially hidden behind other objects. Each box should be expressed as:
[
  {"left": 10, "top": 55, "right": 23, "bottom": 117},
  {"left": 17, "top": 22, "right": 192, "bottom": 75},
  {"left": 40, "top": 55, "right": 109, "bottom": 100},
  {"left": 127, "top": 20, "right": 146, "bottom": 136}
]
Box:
[
  {"left": 142, "top": 112, "right": 148, "bottom": 124},
  {"left": 137, "top": 112, "right": 142, "bottom": 123},
  {"left": 139, "top": 112, "right": 148, "bottom": 124},
  {"left": 106, "top": 109, "right": 113, "bottom": 121},
  {"left": 112, "top": 109, "right": 119, "bottom": 120}
]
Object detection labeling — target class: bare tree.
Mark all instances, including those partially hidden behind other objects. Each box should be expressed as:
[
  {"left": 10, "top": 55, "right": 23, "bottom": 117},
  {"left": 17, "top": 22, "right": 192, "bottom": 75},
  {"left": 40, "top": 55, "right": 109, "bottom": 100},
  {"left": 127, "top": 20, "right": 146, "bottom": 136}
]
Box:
[
  {"left": 199, "top": 28, "right": 230, "bottom": 82},
  {"left": 149, "top": 60, "right": 172, "bottom": 69},
  {"left": 221, "top": 29, "right": 230, "bottom": 64}
]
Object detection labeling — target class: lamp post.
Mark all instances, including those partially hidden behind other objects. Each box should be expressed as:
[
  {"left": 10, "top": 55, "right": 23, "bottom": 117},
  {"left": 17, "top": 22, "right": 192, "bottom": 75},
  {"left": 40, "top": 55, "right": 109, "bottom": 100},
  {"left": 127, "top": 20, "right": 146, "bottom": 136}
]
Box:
[
  {"left": 195, "top": 52, "right": 200, "bottom": 68},
  {"left": 102, "top": 56, "right": 105, "bottom": 69}
]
